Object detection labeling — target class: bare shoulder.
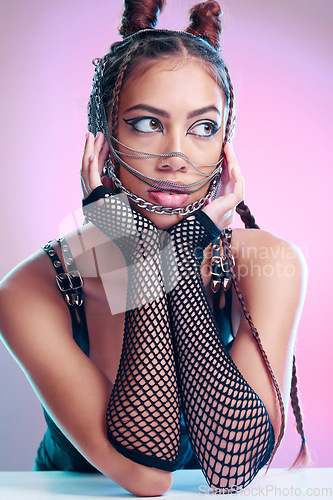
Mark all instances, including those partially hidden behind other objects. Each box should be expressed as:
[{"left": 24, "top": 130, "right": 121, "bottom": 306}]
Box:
[
  {"left": 231, "top": 227, "right": 307, "bottom": 284},
  {"left": 0, "top": 246, "right": 61, "bottom": 301},
  {"left": 0, "top": 221, "right": 115, "bottom": 309},
  {"left": 229, "top": 228, "right": 307, "bottom": 328},
  {"left": 0, "top": 246, "right": 69, "bottom": 345}
]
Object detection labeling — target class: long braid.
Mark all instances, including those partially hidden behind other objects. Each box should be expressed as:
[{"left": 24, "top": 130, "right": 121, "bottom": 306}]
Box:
[
  {"left": 236, "top": 200, "right": 260, "bottom": 229},
  {"left": 222, "top": 223, "right": 308, "bottom": 468},
  {"left": 232, "top": 178, "right": 308, "bottom": 466},
  {"left": 110, "top": 46, "right": 138, "bottom": 140},
  {"left": 222, "top": 64, "right": 234, "bottom": 148},
  {"left": 290, "top": 356, "right": 310, "bottom": 467}
]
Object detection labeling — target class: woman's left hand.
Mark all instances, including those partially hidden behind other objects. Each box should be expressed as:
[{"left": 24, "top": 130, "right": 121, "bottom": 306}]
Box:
[
  {"left": 203, "top": 143, "right": 244, "bottom": 230},
  {"left": 81, "top": 131, "right": 111, "bottom": 199}
]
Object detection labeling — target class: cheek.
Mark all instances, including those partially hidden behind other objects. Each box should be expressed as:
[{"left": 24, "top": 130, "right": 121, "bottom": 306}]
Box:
[
  {"left": 118, "top": 145, "right": 156, "bottom": 174},
  {"left": 188, "top": 144, "right": 222, "bottom": 170},
  {"left": 189, "top": 131, "right": 224, "bottom": 161}
]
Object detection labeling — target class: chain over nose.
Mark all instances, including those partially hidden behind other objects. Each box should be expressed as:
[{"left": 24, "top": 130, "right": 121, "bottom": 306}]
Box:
[
  {"left": 158, "top": 152, "right": 189, "bottom": 172},
  {"left": 157, "top": 129, "right": 190, "bottom": 172}
]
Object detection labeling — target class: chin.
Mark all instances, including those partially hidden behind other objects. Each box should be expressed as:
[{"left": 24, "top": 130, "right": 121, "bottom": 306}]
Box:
[{"left": 135, "top": 204, "right": 184, "bottom": 230}]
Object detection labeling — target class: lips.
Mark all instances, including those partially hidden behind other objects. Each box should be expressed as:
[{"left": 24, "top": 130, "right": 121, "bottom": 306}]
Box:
[{"left": 148, "top": 181, "right": 190, "bottom": 208}]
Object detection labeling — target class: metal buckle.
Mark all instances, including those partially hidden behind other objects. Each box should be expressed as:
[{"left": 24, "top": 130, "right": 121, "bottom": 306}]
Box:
[
  {"left": 210, "top": 231, "right": 235, "bottom": 293},
  {"left": 56, "top": 270, "right": 83, "bottom": 293},
  {"left": 67, "top": 270, "right": 84, "bottom": 290},
  {"left": 56, "top": 273, "right": 72, "bottom": 293}
]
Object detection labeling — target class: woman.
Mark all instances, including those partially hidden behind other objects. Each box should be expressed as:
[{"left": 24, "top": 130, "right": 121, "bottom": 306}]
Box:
[{"left": 0, "top": 0, "right": 308, "bottom": 496}]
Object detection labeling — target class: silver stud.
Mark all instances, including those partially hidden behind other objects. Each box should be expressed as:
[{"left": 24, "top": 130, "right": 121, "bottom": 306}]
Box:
[
  {"left": 62, "top": 244, "right": 69, "bottom": 252},
  {"left": 67, "top": 258, "right": 73, "bottom": 266},
  {"left": 57, "top": 237, "right": 64, "bottom": 242},
  {"left": 54, "top": 261, "right": 61, "bottom": 268},
  {"left": 44, "top": 243, "right": 50, "bottom": 249},
  {"left": 48, "top": 249, "right": 55, "bottom": 256}
]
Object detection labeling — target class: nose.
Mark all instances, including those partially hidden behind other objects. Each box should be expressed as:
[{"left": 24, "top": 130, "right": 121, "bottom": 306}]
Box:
[
  {"left": 158, "top": 153, "right": 189, "bottom": 173},
  {"left": 157, "top": 132, "right": 189, "bottom": 173}
]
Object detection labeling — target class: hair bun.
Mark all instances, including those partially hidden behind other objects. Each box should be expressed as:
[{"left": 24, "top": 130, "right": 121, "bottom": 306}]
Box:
[
  {"left": 119, "top": 0, "right": 165, "bottom": 37},
  {"left": 186, "top": 1, "right": 222, "bottom": 50}
]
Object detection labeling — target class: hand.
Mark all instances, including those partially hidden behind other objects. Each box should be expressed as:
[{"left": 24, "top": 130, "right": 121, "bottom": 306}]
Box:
[
  {"left": 81, "top": 131, "right": 110, "bottom": 198},
  {"left": 203, "top": 143, "right": 244, "bottom": 230}
]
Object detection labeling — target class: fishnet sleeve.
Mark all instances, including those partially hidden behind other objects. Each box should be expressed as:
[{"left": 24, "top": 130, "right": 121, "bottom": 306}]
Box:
[
  {"left": 83, "top": 187, "right": 181, "bottom": 470},
  {"left": 166, "top": 211, "right": 275, "bottom": 492}
]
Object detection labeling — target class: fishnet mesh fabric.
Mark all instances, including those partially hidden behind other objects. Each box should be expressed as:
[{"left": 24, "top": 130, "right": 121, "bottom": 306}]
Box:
[
  {"left": 166, "top": 213, "right": 275, "bottom": 491},
  {"left": 83, "top": 193, "right": 181, "bottom": 470}
]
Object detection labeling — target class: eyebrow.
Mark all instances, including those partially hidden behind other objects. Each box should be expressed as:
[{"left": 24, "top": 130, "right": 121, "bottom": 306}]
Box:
[
  {"left": 123, "top": 104, "right": 221, "bottom": 119},
  {"left": 123, "top": 104, "right": 170, "bottom": 118},
  {"left": 187, "top": 106, "right": 221, "bottom": 119}
]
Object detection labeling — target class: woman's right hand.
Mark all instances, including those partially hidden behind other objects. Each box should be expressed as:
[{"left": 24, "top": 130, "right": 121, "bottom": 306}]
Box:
[
  {"left": 203, "top": 143, "right": 244, "bottom": 230},
  {"left": 81, "top": 131, "right": 110, "bottom": 199}
]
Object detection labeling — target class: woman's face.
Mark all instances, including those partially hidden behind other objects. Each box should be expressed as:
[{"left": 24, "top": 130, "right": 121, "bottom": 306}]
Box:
[{"left": 116, "top": 57, "right": 225, "bottom": 229}]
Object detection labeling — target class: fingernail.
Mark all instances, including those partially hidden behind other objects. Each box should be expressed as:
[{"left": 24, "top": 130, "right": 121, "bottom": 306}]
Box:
[
  {"left": 86, "top": 132, "right": 89, "bottom": 140},
  {"left": 96, "top": 131, "right": 101, "bottom": 139},
  {"left": 90, "top": 154, "right": 94, "bottom": 162}
]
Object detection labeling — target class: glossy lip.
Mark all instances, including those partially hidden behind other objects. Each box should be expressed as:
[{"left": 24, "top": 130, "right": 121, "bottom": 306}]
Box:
[{"left": 147, "top": 190, "right": 190, "bottom": 208}]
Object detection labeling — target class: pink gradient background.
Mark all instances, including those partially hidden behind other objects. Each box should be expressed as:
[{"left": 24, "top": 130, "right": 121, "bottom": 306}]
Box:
[{"left": 0, "top": 0, "right": 332, "bottom": 470}]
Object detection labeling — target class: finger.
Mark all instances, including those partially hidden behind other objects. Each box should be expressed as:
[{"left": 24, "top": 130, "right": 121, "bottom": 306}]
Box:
[
  {"left": 93, "top": 131, "right": 105, "bottom": 157},
  {"left": 81, "top": 133, "right": 94, "bottom": 196},
  {"left": 219, "top": 167, "right": 245, "bottom": 209},
  {"left": 203, "top": 162, "right": 244, "bottom": 227},
  {"left": 230, "top": 166, "right": 245, "bottom": 200},
  {"left": 98, "top": 140, "right": 110, "bottom": 175},
  {"left": 204, "top": 190, "right": 240, "bottom": 225},
  {"left": 82, "top": 131, "right": 104, "bottom": 174},
  {"left": 81, "top": 175, "right": 89, "bottom": 198},
  {"left": 217, "top": 143, "right": 239, "bottom": 198},
  {"left": 224, "top": 142, "right": 240, "bottom": 175},
  {"left": 82, "top": 132, "right": 106, "bottom": 197},
  {"left": 86, "top": 153, "right": 103, "bottom": 193},
  {"left": 87, "top": 132, "right": 106, "bottom": 191},
  {"left": 81, "top": 132, "right": 94, "bottom": 176}
]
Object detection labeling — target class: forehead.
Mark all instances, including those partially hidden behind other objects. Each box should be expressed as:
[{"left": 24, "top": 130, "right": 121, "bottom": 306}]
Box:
[{"left": 119, "top": 57, "right": 225, "bottom": 111}]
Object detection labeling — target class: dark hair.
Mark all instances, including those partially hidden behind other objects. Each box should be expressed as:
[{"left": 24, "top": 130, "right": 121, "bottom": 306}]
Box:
[{"left": 97, "top": 0, "right": 309, "bottom": 468}]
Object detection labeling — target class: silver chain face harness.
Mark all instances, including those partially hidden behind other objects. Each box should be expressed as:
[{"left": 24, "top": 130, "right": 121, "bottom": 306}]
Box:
[{"left": 88, "top": 30, "right": 232, "bottom": 216}]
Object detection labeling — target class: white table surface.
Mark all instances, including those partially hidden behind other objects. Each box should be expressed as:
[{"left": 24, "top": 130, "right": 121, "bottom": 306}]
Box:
[{"left": 0, "top": 468, "right": 331, "bottom": 499}]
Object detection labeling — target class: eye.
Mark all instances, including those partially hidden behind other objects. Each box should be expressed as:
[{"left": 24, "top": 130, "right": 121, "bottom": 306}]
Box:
[
  {"left": 187, "top": 120, "right": 220, "bottom": 138},
  {"left": 123, "top": 117, "right": 163, "bottom": 134}
]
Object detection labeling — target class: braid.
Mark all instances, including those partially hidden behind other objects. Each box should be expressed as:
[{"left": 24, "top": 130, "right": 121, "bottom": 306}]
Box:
[
  {"left": 290, "top": 356, "right": 310, "bottom": 467},
  {"left": 110, "top": 47, "right": 137, "bottom": 139},
  {"left": 222, "top": 229, "right": 309, "bottom": 468},
  {"left": 222, "top": 64, "right": 234, "bottom": 147},
  {"left": 222, "top": 233, "right": 285, "bottom": 468},
  {"left": 236, "top": 200, "right": 260, "bottom": 229}
]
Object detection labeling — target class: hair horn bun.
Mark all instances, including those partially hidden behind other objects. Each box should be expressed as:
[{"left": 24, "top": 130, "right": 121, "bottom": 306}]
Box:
[
  {"left": 186, "top": 0, "right": 222, "bottom": 50},
  {"left": 118, "top": 0, "right": 165, "bottom": 37}
]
